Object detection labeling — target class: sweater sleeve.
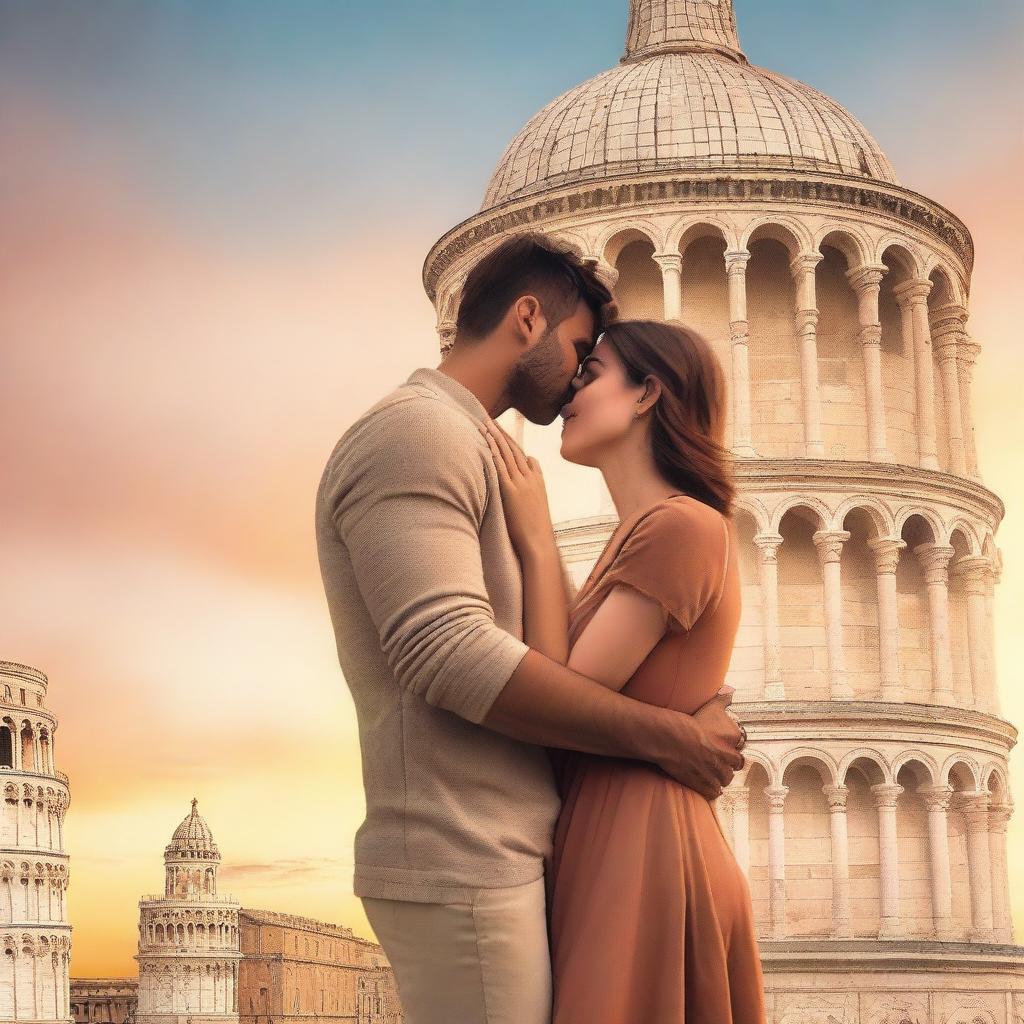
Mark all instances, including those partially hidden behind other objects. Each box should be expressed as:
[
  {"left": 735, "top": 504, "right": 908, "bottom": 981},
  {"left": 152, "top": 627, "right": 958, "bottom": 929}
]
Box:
[
  {"left": 600, "top": 501, "right": 728, "bottom": 635},
  {"left": 319, "top": 397, "right": 530, "bottom": 724}
]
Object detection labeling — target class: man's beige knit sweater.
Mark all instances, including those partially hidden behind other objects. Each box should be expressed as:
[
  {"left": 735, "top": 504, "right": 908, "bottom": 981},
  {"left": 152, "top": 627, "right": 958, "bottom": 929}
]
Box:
[{"left": 315, "top": 366, "right": 561, "bottom": 903}]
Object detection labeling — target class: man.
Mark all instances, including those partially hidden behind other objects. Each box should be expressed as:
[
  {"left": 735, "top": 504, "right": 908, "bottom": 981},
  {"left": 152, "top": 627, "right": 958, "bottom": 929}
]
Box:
[{"left": 315, "top": 233, "right": 746, "bottom": 1024}]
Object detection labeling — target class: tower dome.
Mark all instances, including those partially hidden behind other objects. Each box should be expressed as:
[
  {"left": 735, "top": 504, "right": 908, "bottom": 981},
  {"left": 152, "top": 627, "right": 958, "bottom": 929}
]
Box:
[
  {"left": 482, "top": 0, "right": 897, "bottom": 210},
  {"left": 166, "top": 796, "right": 220, "bottom": 859}
]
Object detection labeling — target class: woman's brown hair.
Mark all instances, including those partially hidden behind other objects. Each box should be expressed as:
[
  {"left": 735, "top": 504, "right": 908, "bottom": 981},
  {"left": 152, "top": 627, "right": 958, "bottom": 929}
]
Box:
[{"left": 601, "top": 320, "right": 736, "bottom": 517}]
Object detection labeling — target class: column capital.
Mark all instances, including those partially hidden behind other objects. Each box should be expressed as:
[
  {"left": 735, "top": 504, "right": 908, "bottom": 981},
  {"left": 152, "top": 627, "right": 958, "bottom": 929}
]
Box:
[
  {"left": 812, "top": 529, "right": 851, "bottom": 565},
  {"left": 870, "top": 782, "right": 904, "bottom": 808},
  {"left": 913, "top": 542, "right": 955, "bottom": 582},
  {"left": 845, "top": 263, "right": 888, "bottom": 293},
  {"left": 652, "top": 251, "right": 683, "bottom": 274},
  {"left": 867, "top": 536, "right": 906, "bottom": 574},
  {"left": 728, "top": 786, "right": 750, "bottom": 812},
  {"left": 918, "top": 783, "right": 954, "bottom": 812},
  {"left": 988, "top": 801, "right": 1014, "bottom": 832},
  {"left": 951, "top": 554, "right": 993, "bottom": 594},
  {"left": 892, "top": 278, "right": 933, "bottom": 306},
  {"left": 724, "top": 249, "right": 751, "bottom": 274},
  {"left": 789, "top": 251, "right": 823, "bottom": 277},
  {"left": 753, "top": 532, "right": 784, "bottom": 560},
  {"left": 958, "top": 338, "right": 981, "bottom": 365},
  {"left": 954, "top": 790, "right": 991, "bottom": 828},
  {"left": 822, "top": 783, "right": 850, "bottom": 809},
  {"left": 764, "top": 785, "right": 789, "bottom": 810}
]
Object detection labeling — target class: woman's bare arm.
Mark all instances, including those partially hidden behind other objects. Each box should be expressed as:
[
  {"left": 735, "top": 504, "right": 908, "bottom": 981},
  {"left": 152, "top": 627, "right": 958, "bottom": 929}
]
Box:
[
  {"left": 567, "top": 583, "right": 669, "bottom": 690},
  {"left": 519, "top": 534, "right": 571, "bottom": 665}
]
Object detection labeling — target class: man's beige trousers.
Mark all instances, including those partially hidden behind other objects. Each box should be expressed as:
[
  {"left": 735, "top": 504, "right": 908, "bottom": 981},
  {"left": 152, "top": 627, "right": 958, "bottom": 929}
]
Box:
[{"left": 362, "top": 876, "right": 552, "bottom": 1024}]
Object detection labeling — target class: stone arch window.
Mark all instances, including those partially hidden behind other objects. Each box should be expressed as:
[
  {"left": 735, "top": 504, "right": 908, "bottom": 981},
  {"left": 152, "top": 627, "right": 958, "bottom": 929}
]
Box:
[
  {"left": 606, "top": 230, "right": 661, "bottom": 319},
  {"left": 0, "top": 726, "right": 12, "bottom": 769},
  {"left": 2, "top": 686, "right": 10, "bottom": 702},
  {"left": 20, "top": 725, "right": 34, "bottom": 770},
  {"left": 745, "top": 233, "right": 801, "bottom": 458}
]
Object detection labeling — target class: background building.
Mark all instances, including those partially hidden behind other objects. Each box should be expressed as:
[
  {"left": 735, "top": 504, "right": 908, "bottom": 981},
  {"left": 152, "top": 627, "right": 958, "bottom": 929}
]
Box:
[
  {"left": 116, "top": 804, "right": 403, "bottom": 1024},
  {"left": 70, "top": 979, "right": 136, "bottom": 1024},
  {"left": 135, "top": 800, "right": 241, "bottom": 1024},
  {"left": 423, "top": 0, "right": 1023, "bottom": 1020},
  {"left": 237, "top": 909, "right": 401, "bottom": 1024},
  {"left": 0, "top": 660, "right": 72, "bottom": 1024}
]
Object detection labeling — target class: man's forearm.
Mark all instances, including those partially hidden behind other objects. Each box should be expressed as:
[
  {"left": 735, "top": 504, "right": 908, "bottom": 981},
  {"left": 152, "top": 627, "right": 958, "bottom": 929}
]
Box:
[{"left": 482, "top": 647, "right": 691, "bottom": 764}]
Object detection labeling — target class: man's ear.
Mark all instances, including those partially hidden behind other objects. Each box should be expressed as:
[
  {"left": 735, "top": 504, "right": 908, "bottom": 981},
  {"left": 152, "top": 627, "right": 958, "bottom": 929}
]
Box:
[{"left": 511, "top": 295, "right": 546, "bottom": 346}]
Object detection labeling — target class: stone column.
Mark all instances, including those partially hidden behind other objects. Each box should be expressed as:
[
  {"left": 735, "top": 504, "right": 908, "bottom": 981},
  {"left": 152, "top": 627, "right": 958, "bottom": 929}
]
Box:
[
  {"left": 822, "top": 783, "right": 853, "bottom": 938},
  {"left": 871, "top": 782, "right": 904, "bottom": 938},
  {"left": 753, "top": 532, "right": 785, "bottom": 699},
  {"left": 730, "top": 786, "right": 751, "bottom": 878},
  {"left": 813, "top": 529, "right": 852, "bottom": 699},
  {"left": 846, "top": 265, "right": 894, "bottom": 463},
  {"left": 988, "top": 801, "right": 1014, "bottom": 943},
  {"left": 893, "top": 280, "right": 939, "bottom": 470},
  {"left": 952, "top": 555, "right": 994, "bottom": 713},
  {"left": 958, "top": 791, "right": 995, "bottom": 942},
  {"left": 790, "top": 252, "right": 826, "bottom": 457},
  {"left": 867, "top": 537, "right": 906, "bottom": 701},
  {"left": 919, "top": 783, "right": 955, "bottom": 939},
  {"left": 765, "top": 784, "right": 789, "bottom": 938},
  {"left": 958, "top": 338, "right": 982, "bottom": 479},
  {"left": 724, "top": 250, "right": 757, "bottom": 457},
  {"left": 930, "top": 304, "right": 968, "bottom": 476},
  {"left": 653, "top": 252, "right": 683, "bottom": 322},
  {"left": 913, "top": 542, "right": 956, "bottom": 705},
  {"left": 984, "top": 555, "right": 1002, "bottom": 717}
]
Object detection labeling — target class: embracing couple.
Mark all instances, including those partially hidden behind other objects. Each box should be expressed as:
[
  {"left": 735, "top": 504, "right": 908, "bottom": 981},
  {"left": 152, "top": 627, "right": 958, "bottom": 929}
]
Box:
[{"left": 316, "top": 232, "right": 766, "bottom": 1024}]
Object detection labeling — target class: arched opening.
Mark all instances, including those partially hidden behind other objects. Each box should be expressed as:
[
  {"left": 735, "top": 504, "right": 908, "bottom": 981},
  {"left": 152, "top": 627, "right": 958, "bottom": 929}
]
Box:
[
  {"left": 746, "top": 236, "right": 800, "bottom": 457},
  {"left": 947, "top": 528, "right": 974, "bottom": 706},
  {"left": 816, "top": 245, "right": 865, "bottom": 459},
  {"left": 877, "top": 252, "right": 915, "bottom": 464},
  {"left": 0, "top": 727, "right": 12, "bottom": 769},
  {"left": 777, "top": 507, "right": 828, "bottom": 700},
  {"left": 946, "top": 762, "right": 975, "bottom": 937},
  {"left": 896, "top": 514, "right": 938, "bottom": 702},
  {"left": 894, "top": 760, "right": 933, "bottom": 937},
  {"left": 838, "top": 506, "right": 883, "bottom": 698},
  {"left": 841, "top": 757, "right": 885, "bottom": 937},
  {"left": 781, "top": 760, "right": 833, "bottom": 936},
  {"left": 745, "top": 762, "right": 771, "bottom": 936},
  {"left": 612, "top": 237, "right": 662, "bottom": 319},
  {"left": 729, "top": 508, "right": 764, "bottom": 698}
]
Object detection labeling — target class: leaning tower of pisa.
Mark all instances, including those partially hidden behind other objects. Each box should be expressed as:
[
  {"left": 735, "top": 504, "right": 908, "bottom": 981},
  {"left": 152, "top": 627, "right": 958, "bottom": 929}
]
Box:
[
  {"left": 0, "top": 660, "right": 73, "bottom": 1023},
  {"left": 135, "top": 800, "right": 241, "bottom": 1024},
  {"left": 422, "top": 1, "right": 1022, "bottom": 1020}
]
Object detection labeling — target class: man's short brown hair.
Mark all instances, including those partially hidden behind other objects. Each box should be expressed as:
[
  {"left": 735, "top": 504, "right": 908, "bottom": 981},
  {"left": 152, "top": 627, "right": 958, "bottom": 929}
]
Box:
[{"left": 454, "top": 232, "right": 616, "bottom": 343}]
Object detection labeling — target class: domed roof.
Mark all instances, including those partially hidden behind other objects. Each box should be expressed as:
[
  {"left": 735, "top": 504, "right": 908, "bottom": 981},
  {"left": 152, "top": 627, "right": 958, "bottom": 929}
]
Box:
[
  {"left": 166, "top": 797, "right": 220, "bottom": 858},
  {"left": 481, "top": 0, "right": 898, "bottom": 210}
]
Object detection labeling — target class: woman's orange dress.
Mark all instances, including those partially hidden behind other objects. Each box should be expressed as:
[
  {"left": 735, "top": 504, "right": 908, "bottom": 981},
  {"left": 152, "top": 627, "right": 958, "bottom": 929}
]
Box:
[{"left": 547, "top": 494, "right": 766, "bottom": 1024}]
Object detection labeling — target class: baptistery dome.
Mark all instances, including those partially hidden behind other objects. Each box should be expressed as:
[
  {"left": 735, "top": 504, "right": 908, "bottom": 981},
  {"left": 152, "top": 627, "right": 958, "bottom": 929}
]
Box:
[{"left": 482, "top": 1, "right": 898, "bottom": 210}]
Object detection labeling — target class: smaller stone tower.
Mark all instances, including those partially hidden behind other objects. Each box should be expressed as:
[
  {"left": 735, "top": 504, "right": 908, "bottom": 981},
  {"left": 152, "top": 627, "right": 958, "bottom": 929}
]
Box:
[{"left": 135, "top": 800, "right": 240, "bottom": 1024}]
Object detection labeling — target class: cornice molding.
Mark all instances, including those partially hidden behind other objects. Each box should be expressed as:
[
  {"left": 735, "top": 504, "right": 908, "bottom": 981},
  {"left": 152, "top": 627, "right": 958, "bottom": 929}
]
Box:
[{"left": 424, "top": 171, "right": 974, "bottom": 298}]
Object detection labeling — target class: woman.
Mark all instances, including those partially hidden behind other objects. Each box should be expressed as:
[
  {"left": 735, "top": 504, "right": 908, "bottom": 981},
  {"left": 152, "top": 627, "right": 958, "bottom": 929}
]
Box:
[{"left": 479, "top": 319, "right": 766, "bottom": 1024}]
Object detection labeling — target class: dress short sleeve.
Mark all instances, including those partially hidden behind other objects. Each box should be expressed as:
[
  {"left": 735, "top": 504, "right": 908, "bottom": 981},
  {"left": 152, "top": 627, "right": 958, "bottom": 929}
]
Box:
[{"left": 599, "top": 500, "right": 728, "bottom": 634}]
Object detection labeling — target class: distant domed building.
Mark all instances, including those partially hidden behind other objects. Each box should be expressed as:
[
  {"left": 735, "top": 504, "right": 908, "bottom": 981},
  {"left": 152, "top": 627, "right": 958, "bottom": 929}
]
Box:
[
  {"left": 135, "top": 800, "right": 241, "bottom": 1024},
  {"left": 0, "top": 660, "right": 72, "bottom": 1024},
  {"left": 423, "top": 1, "right": 1022, "bottom": 1021}
]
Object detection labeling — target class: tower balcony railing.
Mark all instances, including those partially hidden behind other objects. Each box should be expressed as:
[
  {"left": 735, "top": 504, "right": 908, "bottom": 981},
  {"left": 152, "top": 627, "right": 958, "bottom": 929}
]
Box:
[{"left": 140, "top": 892, "right": 239, "bottom": 904}]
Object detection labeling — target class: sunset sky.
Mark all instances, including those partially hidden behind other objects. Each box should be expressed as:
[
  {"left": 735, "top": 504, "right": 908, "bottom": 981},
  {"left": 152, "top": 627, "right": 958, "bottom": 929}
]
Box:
[{"left": 1, "top": 0, "right": 1022, "bottom": 975}]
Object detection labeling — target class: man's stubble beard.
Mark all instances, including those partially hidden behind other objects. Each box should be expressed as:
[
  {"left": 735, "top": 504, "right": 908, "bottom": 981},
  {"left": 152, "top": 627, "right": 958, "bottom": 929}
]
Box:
[{"left": 505, "top": 324, "right": 572, "bottom": 426}]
